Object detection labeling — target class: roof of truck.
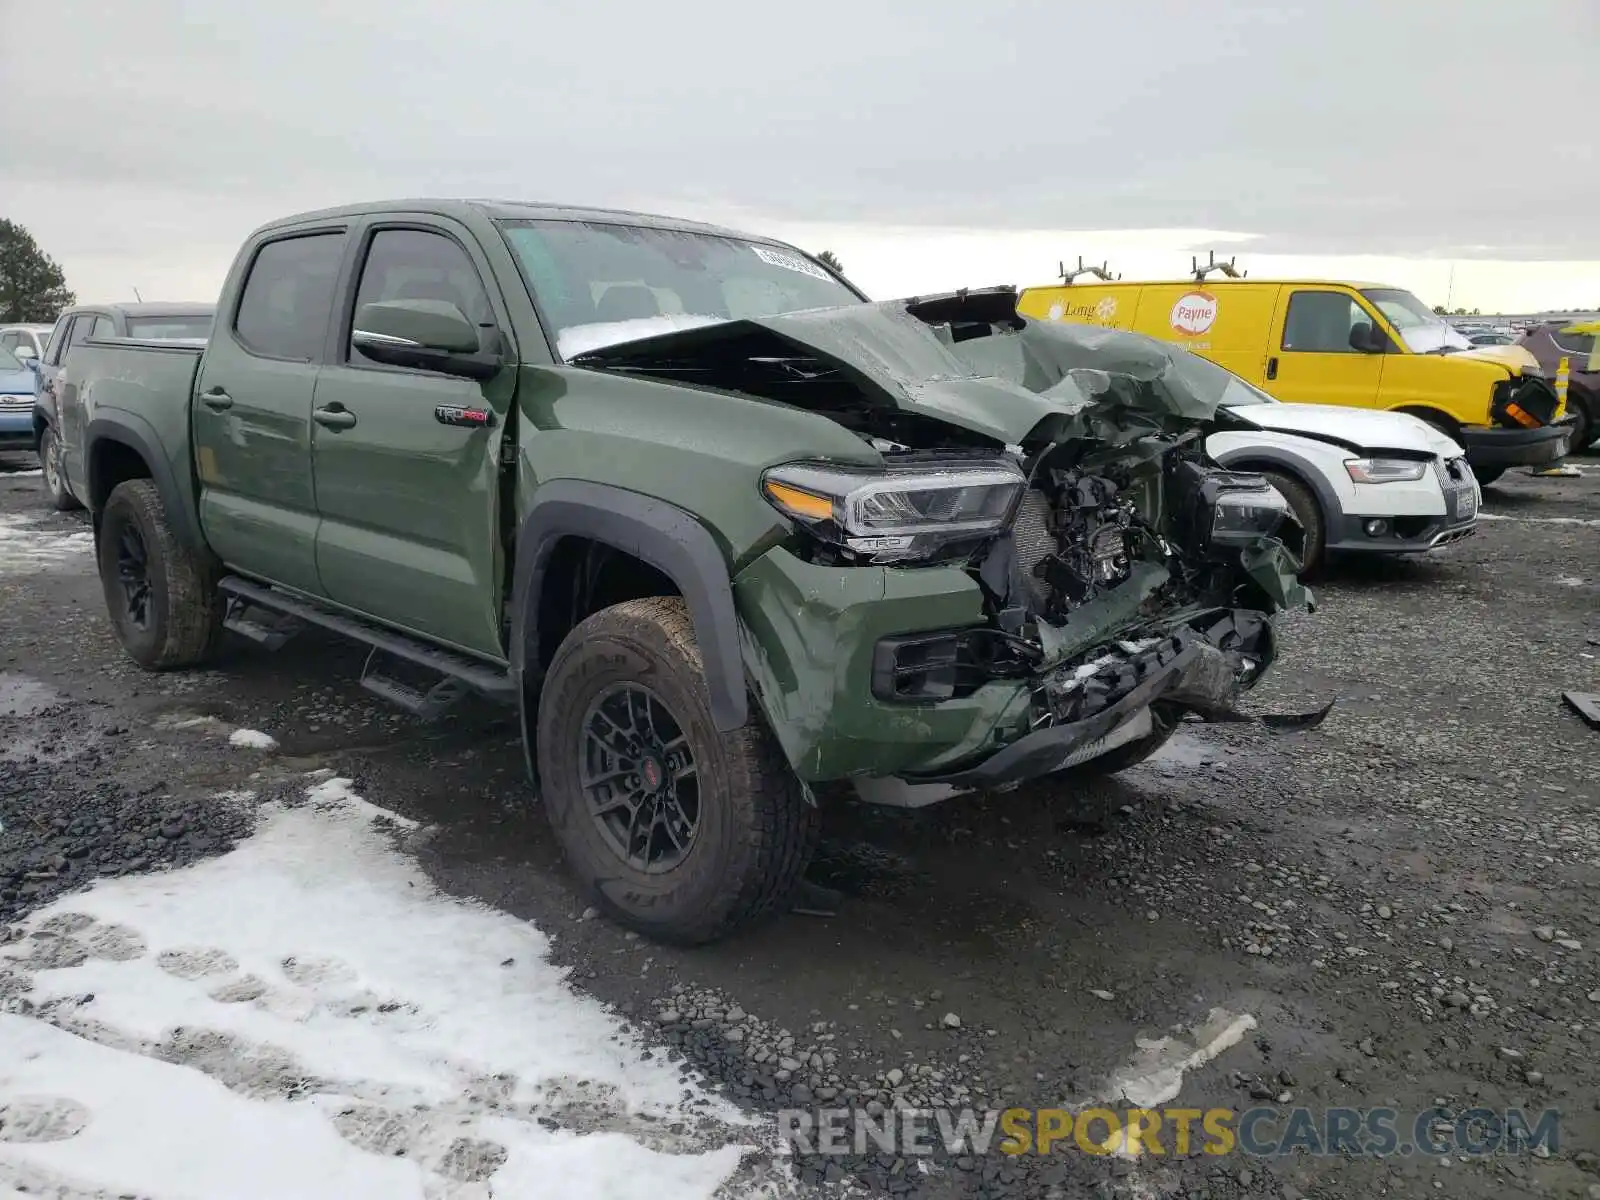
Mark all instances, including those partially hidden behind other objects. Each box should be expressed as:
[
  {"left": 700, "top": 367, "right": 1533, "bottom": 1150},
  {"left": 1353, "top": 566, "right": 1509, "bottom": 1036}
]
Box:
[
  {"left": 258, "top": 199, "right": 779, "bottom": 243},
  {"left": 59, "top": 302, "right": 215, "bottom": 316}
]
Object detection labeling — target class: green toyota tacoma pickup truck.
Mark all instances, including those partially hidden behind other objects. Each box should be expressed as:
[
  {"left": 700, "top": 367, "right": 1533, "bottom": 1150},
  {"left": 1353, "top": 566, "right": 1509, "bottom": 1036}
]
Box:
[{"left": 55, "top": 200, "right": 1314, "bottom": 943}]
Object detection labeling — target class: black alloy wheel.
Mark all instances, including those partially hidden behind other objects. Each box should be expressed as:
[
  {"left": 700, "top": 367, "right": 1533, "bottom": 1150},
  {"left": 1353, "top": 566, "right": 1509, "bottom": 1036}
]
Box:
[
  {"left": 115, "top": 522, "right": 153, "bottom": 630},
  {"left": 579, "top": 682, "right": 701, "bottom": 874}
]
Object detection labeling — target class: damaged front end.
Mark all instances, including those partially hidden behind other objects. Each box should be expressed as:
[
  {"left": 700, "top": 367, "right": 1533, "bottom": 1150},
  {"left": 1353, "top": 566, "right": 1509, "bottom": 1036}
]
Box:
[{"left": 575, "top": 287, "right": 1323, "bottom": 787}]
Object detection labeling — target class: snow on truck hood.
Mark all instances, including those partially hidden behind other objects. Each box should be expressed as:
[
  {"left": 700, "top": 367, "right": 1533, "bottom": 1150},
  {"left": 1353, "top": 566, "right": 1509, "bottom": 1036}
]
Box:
[
  {"left": 570, "top": 288, "right": 1275, "bottom": 445},
  {"left": 1228, "top": 402, "right": 1461, "bottom": 458}
]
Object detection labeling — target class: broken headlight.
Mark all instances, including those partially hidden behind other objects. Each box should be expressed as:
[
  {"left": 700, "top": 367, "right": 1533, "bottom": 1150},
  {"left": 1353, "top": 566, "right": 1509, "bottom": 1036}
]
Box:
[
  {"left": 1168, "top": 460, "right": 1292, "bottom": 557},
  {"left": 1211, "top": 482, "right": 1291, "bottom": 544},
  {"left": 762, "top": 460, "right": 1024, "bottom": 564}
]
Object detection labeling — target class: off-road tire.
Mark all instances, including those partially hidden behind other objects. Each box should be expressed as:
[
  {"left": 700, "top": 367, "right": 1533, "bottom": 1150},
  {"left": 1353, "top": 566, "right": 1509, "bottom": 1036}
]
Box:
[
  {"left": 97, "top": 479, "right": 224, "bottom": 670},
  {"left": 39, "top": 426, "right": 81, "bottom": 512},
  {"left": 1472, "top": 466, "right": 1506, "bottom": 487},
  {"left": 536, "top": 596, "right": 818, "bottom": 944},
  {"left": 1051, "top": 704, "right": 1181, "bottom": 781},
  {"left": 1259, "top": 470, "right": 1325, "bottom": 576}
]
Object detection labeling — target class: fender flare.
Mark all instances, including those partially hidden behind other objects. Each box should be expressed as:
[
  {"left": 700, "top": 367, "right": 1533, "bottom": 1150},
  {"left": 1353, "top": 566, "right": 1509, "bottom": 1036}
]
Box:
[
  {"left": 509, "top": 479, "right": 748, "bottom": 733},
  {"left": 1210, "top": 443, "right": 1342, "bottom": 527},
  {"left": 85, "top": 414, "right": 206, "bottom": 553}
]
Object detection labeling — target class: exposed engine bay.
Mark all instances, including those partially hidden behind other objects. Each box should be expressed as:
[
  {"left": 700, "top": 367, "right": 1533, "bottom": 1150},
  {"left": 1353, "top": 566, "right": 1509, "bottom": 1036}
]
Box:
[{"left": 574, "top": 287, "right": 1326, "bottom": 766}]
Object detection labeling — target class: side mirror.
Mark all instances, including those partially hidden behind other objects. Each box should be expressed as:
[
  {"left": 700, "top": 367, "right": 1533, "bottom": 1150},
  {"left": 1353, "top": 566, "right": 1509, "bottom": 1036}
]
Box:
[
  {"left": 19, "top": 353, "right": 40, "bottom": 373},
  {"left": 1348, "top": 321, "right": 1383, "bottom": 353},
  {"left": 351, "top": 299, "right": 500, "bottom": 381}
]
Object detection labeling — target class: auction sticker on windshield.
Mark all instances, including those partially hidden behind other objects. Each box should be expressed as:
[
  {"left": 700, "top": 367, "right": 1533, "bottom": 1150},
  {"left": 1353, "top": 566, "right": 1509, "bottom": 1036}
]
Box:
[
  {"left": 1170, "top": 291, "right": 1219, "bottom": 337},
  {"left": 751, "top": 244, "right": 833, "bottom": 281}
]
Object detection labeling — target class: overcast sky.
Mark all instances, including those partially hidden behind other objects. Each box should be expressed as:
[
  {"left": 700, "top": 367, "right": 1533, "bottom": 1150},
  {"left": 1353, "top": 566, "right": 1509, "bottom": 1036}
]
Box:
[{"left": 7, "top": 0, "right": 1597, "bottom": 311}]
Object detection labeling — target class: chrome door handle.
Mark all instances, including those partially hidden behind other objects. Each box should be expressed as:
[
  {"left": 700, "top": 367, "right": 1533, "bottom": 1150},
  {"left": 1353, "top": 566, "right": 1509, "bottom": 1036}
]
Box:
[
  {"left": 201, "top": 389, "right": 233, "bottom": 411},
  {"left": 313, "top": 406, "right": 357, "bottom": 430}
]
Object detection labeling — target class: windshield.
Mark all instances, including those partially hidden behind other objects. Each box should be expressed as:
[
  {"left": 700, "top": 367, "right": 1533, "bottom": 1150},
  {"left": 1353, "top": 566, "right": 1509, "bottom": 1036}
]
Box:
[
  {"left": 1361, "top": 288, "right": 1471, "bottom": 354},
  {"left": 127, "top": 315, "right": 213, "bottom": 340},
  {"left": 499, "top": 220, "right": 861, "bottom": 359},
  {"left": 0, "top": 347, "right": 22, "bottom": 372}
]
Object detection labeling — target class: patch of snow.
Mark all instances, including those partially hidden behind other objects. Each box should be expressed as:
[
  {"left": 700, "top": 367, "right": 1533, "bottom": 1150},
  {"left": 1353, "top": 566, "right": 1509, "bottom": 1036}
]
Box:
[
  {"left": 0, "top": 514, "right": 93, "bottom": 575},
  {"left": 304, "top": 775, "right": 418, "bottom": 830},
  {"left": 0, "top": 780, "right": 761, "bottom": 1199},
  {"left": 227, "top": 728, "right": 278, "bottom": 750},
  {"left": 1100, "top": 1007, "right": 1258, "bottom": 1111},
  {"left": 3, "top": 468, "right": 43, "bottom": 478},
  {"left": 557, "top": 313, "right": 731, "bottom": 359}
]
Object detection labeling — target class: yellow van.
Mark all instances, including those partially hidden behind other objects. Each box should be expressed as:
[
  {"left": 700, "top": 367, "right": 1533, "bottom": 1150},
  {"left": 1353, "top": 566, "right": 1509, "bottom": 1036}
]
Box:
[{"left": 1017, "top": 279, "right": 1572, "bottom": 483}]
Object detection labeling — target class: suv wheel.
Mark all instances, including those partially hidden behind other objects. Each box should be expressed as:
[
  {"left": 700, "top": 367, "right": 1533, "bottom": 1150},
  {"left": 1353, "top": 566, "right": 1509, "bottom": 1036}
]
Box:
[
  {"left": 1259, "top": 470, "right": 1324, "bottom": 576},
  {"left": 536, "top": 596, "right": 817, "bottom": 944},
  {"left": 97, "top": 479, "right": 224, "bottom": 669},
  {"left": 39, "top": 426, "right": 81, "bottom": 512}
]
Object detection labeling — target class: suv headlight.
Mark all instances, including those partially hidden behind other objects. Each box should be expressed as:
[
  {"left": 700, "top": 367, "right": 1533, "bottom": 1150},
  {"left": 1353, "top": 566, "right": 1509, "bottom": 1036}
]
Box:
[
  {"left": 762, "top": 460, "right": 1024, "bottom": 564},
  {"left": 1345, "top": 457, "right": 1428, "bottom": 483}
]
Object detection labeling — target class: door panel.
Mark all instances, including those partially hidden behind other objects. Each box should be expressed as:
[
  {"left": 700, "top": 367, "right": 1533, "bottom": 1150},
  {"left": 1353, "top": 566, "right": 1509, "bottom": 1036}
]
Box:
[
  {"left": 193, "top": 231, "right": 346, "bottom": 594},
  {"left": 1266, "top": 288, "right": 1385, "bottom": 408},
  {"left": 311, "top": 224, "right": 513, "bottom": 656}
]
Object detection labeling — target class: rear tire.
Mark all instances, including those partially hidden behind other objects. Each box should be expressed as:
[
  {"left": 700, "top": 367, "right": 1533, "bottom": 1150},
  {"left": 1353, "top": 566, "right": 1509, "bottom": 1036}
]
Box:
[
  {"left": 97, "top": 479, "right": 224, "bottom": 669},
  {"left": 39, "top": 426, "right": 81, "bottom": 512},
  {"left": 1259, "top": 470, "right": 1325, "bottom": 576},
  {"left": 535, "top": 596, "right": 818, "bottom": 944}
]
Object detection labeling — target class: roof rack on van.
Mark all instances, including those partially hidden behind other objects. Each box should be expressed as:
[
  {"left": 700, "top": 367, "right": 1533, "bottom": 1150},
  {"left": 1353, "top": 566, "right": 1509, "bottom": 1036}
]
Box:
[
  {"left": 1058, "top": 256, "right": 1120, "bottom": 285},
  {"left": 1191, "top": 251, "right": 1247, "bottom": 282}
]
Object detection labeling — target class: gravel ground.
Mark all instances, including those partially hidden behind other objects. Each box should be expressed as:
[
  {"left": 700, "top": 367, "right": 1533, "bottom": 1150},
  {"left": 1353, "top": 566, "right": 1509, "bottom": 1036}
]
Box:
[{"left": 1, "top": 449, "right": 1597, "bottom": 1199}]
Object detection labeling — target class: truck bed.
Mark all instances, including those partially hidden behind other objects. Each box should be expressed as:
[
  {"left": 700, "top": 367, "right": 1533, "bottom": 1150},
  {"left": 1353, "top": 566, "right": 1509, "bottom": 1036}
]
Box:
[{"left": 58, "top": 337, "right": 204, "bottom": 534}]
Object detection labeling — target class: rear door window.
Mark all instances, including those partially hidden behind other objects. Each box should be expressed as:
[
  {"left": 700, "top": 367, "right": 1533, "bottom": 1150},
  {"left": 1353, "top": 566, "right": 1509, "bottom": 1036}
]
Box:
[{"left": 234, "top": 233, "right": 346, "bottom": 361}]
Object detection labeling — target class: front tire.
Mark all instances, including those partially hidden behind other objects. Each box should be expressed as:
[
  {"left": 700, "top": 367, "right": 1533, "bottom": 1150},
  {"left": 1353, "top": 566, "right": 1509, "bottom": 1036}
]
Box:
[
  {"left": 1259, "top": 470, "right": 1325, "bottom": 576},
  {"left": 97, "top": 479, "right": 223, "bottom": 669},
  {"left": 535, "top": 596, "right": 817, "bottom": 944},
  {"left": 39, "top": 426, "right": 81, "bottom": 512}
]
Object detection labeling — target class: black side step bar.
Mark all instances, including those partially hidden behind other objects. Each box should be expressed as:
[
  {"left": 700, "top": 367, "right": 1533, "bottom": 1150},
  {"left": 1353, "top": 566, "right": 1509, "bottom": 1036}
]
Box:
[{"left": 217, "top": 576, "right": 516, "bottom": 708}]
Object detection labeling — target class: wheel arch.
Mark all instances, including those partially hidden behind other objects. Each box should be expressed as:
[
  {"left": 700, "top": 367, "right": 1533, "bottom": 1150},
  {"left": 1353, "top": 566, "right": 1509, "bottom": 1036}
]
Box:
[
  {"left": 510, "top": 480, "right": 748, "bottom": 748},
  {"left": 83, "top": 415, "right": 206, "bottom": 555}
]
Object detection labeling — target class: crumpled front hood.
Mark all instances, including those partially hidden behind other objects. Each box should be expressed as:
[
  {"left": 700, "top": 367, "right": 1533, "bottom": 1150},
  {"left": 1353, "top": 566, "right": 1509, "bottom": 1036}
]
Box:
[{"left": 572, "top": 288, "right": 1246, "bottom": 445}]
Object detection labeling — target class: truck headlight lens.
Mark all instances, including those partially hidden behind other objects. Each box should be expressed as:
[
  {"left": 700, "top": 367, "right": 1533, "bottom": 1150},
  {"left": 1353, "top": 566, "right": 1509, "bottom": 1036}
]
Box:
[
  {"left": 762, "top": 461, "right": 1024, "bottom": 563},
  {"left": 1210, "top": 482, "right": 1290, "bottom": 545},
  {"left": 1344, "top": 458, "right": 1428, "bottom": 484}
]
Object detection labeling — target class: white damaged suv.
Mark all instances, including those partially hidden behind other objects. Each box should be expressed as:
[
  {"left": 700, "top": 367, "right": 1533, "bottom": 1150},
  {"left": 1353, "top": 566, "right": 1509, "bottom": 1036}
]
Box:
[{"left": 1206, "top": 380, "right": 1479, "bottom": 574}]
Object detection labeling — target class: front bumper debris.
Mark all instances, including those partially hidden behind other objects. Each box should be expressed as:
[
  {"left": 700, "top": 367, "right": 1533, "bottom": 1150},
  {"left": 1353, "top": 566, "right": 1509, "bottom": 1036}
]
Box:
[
  {"left": 1456, "top": 420, "right": 1573, "bottom": 468},
  {"left": 904, "top": 616, "right": 1332, "bottom": 790}
]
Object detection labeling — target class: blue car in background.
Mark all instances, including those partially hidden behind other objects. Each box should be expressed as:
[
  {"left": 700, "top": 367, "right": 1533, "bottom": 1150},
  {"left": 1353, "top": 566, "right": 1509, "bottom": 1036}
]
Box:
[{"left": 0, "top": 344, "right": 37, "bottom": 455}]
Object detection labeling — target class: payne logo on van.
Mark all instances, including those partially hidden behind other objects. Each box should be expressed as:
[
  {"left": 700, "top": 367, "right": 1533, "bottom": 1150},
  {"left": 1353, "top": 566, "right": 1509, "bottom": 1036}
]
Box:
[{"left": 1170, "top": 291, "right": 1219, "bottom": 336}]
